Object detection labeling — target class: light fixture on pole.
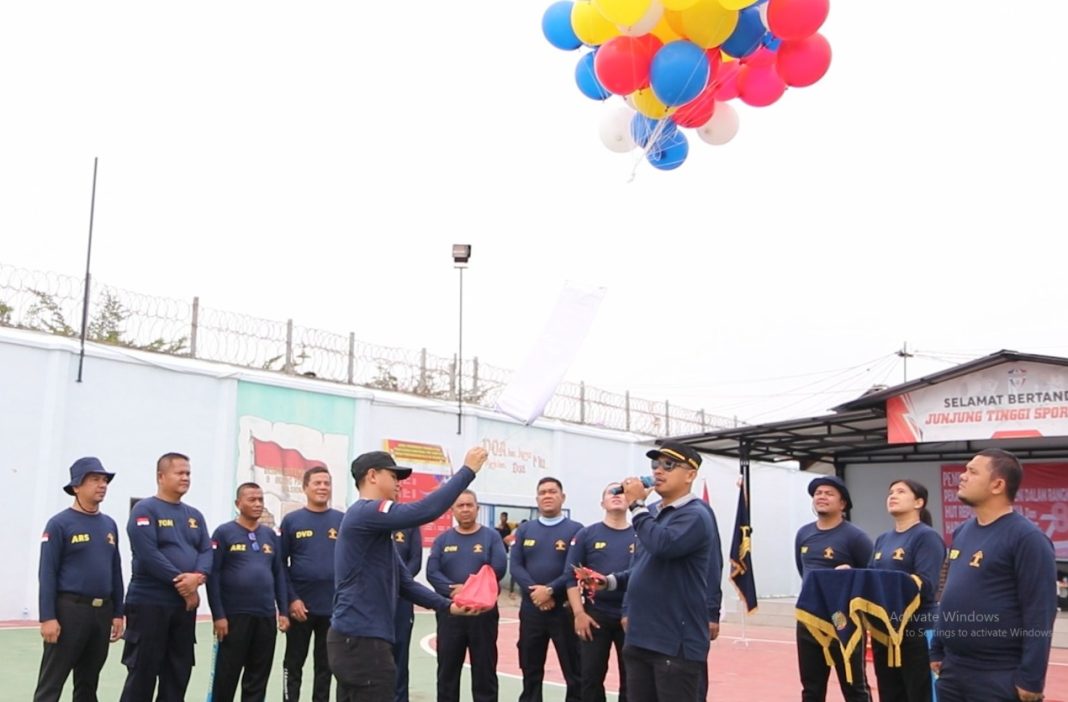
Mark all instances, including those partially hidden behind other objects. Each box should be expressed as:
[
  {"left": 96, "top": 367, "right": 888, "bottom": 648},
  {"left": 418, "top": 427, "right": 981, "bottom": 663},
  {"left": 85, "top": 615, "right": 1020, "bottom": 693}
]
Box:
[{"left": 452, "top": 244, "right": 471, "bottom": 435}]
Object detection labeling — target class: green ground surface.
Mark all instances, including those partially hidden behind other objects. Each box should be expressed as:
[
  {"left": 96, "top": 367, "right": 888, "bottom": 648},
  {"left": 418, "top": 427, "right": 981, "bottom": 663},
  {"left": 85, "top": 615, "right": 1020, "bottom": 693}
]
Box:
[{"left": 2, "top": 611, "right": 559, "bottom": 701}]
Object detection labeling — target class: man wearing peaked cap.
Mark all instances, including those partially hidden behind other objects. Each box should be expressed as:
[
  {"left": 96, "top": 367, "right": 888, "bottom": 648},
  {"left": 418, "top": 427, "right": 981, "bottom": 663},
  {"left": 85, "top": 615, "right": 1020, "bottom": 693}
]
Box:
[
  {"left": 34, "top": 457, "right": 125, "bottom": 702},
  {"left": 645, "top": 441, "right": 702, "bottom": 470}
]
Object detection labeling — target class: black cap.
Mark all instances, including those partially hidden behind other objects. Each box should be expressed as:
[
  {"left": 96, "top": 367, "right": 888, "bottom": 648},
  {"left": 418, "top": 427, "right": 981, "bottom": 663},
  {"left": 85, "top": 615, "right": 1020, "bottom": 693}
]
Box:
[
  {"left": 350, "top": 451, "right": 413, "bottom": 485},
  {"left": 646, "top": 441, "right": 702, "bottom": 470},
  {"left": 807, "top": 475, "right": 853, "bottom": 510},
  {"left": 64, "top": 457, "right": 115, "bottom": 495}
]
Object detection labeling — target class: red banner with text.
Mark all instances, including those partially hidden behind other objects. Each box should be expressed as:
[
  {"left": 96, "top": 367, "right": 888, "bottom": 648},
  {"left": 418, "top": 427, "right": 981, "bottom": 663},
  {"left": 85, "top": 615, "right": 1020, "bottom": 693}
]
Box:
[{"left": 940, "top": 462, "right": 1068, "bottom": 558}]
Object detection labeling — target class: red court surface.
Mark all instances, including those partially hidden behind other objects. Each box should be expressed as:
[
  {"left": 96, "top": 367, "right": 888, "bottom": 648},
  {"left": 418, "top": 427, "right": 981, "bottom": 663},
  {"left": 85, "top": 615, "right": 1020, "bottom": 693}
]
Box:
[{"left": 428, "top": 601, "right": 1068, "bottom": 701}]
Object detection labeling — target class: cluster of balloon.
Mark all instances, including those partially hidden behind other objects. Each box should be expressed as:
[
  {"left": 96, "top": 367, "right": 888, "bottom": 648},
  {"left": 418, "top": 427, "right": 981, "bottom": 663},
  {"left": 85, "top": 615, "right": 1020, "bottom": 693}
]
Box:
[{"left": 542, "top": 0, "right": 831, "bottom": 171}]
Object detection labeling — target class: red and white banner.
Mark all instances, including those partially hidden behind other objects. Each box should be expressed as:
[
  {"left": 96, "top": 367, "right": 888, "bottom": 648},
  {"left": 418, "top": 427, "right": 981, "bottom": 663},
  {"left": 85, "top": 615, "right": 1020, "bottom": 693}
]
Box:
[
  {"left": 887, "top": 362, "right": 1068, "bottom": 443},
  {"left": 940, "top": 462, "right": 1068, "bottom": 558}
]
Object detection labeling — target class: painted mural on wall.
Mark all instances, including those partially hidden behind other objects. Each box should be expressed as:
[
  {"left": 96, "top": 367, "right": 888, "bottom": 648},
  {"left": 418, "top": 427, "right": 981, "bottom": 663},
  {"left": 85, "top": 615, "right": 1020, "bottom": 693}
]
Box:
[{"left": 235, "top": 381, "right": 356, "bottom": 526}]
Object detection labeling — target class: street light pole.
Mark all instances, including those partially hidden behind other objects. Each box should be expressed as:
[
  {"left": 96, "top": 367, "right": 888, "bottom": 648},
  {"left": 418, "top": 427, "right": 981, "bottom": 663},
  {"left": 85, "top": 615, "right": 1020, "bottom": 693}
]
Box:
[{"left": 452, "top": 245, "right": 471, "bottom": 435}]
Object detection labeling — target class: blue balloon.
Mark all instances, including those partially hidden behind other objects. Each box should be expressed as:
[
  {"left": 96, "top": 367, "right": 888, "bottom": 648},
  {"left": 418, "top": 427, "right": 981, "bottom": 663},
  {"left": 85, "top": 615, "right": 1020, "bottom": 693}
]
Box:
[
  {"left": 542, "top": 1, "right": 581, "bottom": 51},
  {"left": 722, "top": 7, "right": 765, "bottom": 59},
  {"left": 762, "top": 33, "right": 782, "bottom": 51},
  {"left": 630, "top": 114, "right": 678, "bottom": 149},
  {"left": 647, "top": 131, "right": 689, "bottom": 171},
  {"left": 575, "top": 52, "right": 610, "bottom": 100},
  {"left": 649, "top": 41, "right": 710, "bottom": 108}
]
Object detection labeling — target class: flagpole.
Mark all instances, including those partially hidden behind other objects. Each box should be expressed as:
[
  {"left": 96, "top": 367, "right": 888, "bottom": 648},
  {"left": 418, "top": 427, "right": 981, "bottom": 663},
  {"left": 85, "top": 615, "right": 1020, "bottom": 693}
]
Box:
[
  {"left": 737, "top": 441, "right": 751, "bottom": 646},
  {"left": 76, "top": 157, "right": 99, "bottom": 383}
]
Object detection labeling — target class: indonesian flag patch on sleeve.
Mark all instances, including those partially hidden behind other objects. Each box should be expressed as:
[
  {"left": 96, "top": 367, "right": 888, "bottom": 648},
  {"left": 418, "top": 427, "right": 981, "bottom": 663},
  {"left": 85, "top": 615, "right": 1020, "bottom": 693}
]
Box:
[
  {"left": 211, "top": 539, "right": 218, "bottom": 550},
  {"left": 136, "top": 516, "right": 151, "bottom": 527},
  {"left": 41, "top": 532, "right": 49, "bottom": 543},
  {"left": 377, "top": 500, "right": 394, "bottom": 513}
]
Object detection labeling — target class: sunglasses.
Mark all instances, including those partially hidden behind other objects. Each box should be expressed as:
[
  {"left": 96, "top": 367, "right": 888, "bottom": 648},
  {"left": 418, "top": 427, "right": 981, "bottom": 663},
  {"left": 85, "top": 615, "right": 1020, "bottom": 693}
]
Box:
[
  {"left": 651, "top": 457, "right": 691, "bottom": 472},
  {"left": 248, "top": 531, "right": 260, "bottom": 552}
]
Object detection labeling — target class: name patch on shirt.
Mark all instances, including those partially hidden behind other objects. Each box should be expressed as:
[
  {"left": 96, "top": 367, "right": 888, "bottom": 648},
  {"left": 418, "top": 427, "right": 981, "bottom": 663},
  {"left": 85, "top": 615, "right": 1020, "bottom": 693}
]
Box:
[
  {"left": 948, "top": 548, "right": 960, "bottom": 560},
  {"left": 523, "top": 539, "right": 536, "bottom": 547},
  {"left": 800, "top": 546, "right": 808, "bottom": 554},
  {"left": 874, "top": 551, "right": 882, "bottom": 560},
  {"left": 230, "top": 543, "right": 247, "bottom": 552},
  {"left": 71, "top": 533, "right": 90, "bottom": 544},
  {"left": 444, "top": 545, "right": 459, "bottom": 553},
  {"left": 594, "top": 541, "right": 607, "bottom": 550},
  {"left": 158, "top": 519, "right": 174, "bottom": 528},
  {"left": 295, "top": 530, "right": 314, "bottom": 539}
]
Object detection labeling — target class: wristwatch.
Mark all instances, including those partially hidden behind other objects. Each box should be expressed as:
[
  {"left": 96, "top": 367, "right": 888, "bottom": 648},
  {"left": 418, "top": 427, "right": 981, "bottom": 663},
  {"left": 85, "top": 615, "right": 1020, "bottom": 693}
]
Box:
[{"left": 628, "top": 499, "right": 645, "bottom": 512}]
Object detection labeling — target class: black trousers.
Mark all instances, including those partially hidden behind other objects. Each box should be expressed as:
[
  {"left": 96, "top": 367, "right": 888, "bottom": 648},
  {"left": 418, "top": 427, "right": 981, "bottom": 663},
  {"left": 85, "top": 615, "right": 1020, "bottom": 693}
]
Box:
[
  {"left": 796, "top": 623, "right": 871, "bottom": 702},
  {"left": 34, "top": 595, "right": 114, "bottom": 702},
  {"left": 436, "top": 607, "right": 499, "bottom": 702},
  {"left": 392, "top": 600, "right": 414, "bottom": 702},
  {"left": 327, "top": 629, "right": 395, "bottom": 702},
  {"left": 517, "top": 607, "right": 581, "bottom": 702},
  {"left": 284, "top": 613, "right": 332, "bottom": 702},
  {"left": 622, "top": 644, "right": 703, "bottom": 702},
  {"left": 119, "top": 603, "right": 197, "bottom": 702},
  {"left": 936, "top": 655, "right": 1018, "bottom": 702},
  {"left": 871, "top": 630, "right": 932, "bottom": 702},
  {"left": 578, "top": 610, "right": 626, "bottom": 702},
  {"left": 211, "top": 614, "right": 278, "bottom": 701}
]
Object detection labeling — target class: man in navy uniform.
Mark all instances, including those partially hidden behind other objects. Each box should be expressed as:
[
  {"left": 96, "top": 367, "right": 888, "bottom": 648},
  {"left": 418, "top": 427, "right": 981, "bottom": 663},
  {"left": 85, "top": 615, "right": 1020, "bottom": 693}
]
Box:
[
  {"left": 427, "top": 489, "right": 508, "bottom": 702},
  {"left": 208, "top": 482, "right": 290, "bottom": 701},
  {"left": 618, "top": 442, "right": 716, "bottom": 700},
  {"left": 566, "top": 482, "right": 636, "bottom": 702},
  {"left": 510, "top": 477, "right": 584, "bottom": 702},
  {"left": 120, "top": 452, "right": 213, "bottom": 702},
  {"left": 328, "top": 447, "right": 490, "bottom": 702},
  {"left": 931, "top": 449, "right": 1057, "bottom": 702},
  {"left": 34, "top": 457, "right": 125, "bottom": 702},
  {"left": 280, "top": 466, "right": 344, "bottom": 702},
  {"left": 392, "top": 519, "right": 422, "bottom": 701},
  {"left": 794, "top": 474, "right": 873, "bottom": 702}
]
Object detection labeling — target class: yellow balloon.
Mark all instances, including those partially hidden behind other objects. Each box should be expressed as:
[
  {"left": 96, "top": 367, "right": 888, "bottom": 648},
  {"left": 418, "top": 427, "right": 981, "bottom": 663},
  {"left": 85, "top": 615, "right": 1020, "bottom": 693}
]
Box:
[
  {"left": 571, "top": 1, "right": 620, "bottom": 46},
  {"left": 664, "top": 10, "right": 687, "bottom": 39},
  {"left": 720, "top": 50, "right": 735, "bottom": 62},
  {"left": 651, "top": 13, "right": 682, "bottom": 43},
  {"left": 630, "top": 88, "right": 676, "bottom": 119},
  {"left": 593, "top": 0, "right": 653, "bottom": 28},
  {"left": 717, "top": 0, "right": 756, "bottom": 9},
  {"left": 662, "top": 0, "right": 700, "bottom": 10},
  {"left": 679, "top": 0, "right": 738, "bottom": 49}
]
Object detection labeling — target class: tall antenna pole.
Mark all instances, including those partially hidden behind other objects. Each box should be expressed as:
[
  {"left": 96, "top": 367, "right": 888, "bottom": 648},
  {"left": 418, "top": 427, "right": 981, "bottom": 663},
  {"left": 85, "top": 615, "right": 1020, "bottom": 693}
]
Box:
[
  {"left": 895, "top": 341, "right": 914, "bottom": 383},
  {"left": 76, "top": 157, "right": 99, "bottom": 383}
]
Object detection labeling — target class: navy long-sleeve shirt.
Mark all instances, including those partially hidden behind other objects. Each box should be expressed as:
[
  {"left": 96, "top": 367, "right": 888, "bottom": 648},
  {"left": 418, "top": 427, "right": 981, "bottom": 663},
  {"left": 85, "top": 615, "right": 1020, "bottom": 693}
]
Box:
[
  {"left": 125, "top": 496, "right": 212, "bottom": 607},
  {"left": 509, "top": 517, "right": 584, "bottom": 615},
  {"left": 331, "top": 467, "right": 477, "bottom": 642},
  {"left": 931, "top": 511, "right": 1057, "bottom": 692},
  {"left": 795, "top": 519, "right": 873, "bottom": 578},
  {"left": 394, "top": 525, "right": 423, "bottom": 577},
  {"left": 279, "top": 507, "right": 343, "bottom": 616},
  {"left": 427, "top": 526, "right": 508, "bottom": 597},
  {"left": 38, "top": 509, "right": 125, "bottom": 621},
  {"left": 566, "top": 522, "right": 635, "bottom": 619},
  {"left": 208, "top": 521, "right": 287, "bottom": 620},
  {"left": 869, "top": 522, "right": 945, "bottom": 632},
  {"left": 622, "top": 494, "right": 715, "bottom": 662}
]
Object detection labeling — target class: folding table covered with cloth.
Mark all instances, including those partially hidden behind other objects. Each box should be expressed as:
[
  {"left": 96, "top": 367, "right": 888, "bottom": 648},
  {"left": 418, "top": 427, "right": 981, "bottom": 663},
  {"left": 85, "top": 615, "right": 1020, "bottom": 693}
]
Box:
[{"left": 796, "top": 569, "right": 922, "bottom": 684}]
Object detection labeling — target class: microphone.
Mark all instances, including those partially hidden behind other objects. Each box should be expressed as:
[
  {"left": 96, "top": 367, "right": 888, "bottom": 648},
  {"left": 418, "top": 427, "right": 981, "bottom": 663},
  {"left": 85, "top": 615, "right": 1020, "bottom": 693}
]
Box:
[{"left": 609, "top": 476, "right": 655, "bottom": 495}]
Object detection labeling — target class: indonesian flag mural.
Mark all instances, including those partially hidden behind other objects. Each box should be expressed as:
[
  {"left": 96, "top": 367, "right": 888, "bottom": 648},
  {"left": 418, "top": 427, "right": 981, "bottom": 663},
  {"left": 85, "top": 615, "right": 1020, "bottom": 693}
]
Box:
[{"left": 237, "top": 416, "right": 350, "bottom": 526}]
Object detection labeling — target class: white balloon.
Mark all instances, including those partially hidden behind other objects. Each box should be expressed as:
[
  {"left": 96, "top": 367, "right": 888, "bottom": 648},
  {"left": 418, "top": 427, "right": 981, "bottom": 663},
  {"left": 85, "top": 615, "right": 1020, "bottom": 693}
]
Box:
[
  {"left": 697, "top": 102, "right": 739, "bottom": 145},
  {"left": 758, "top": 0, "right": 769, "bottom": 29},
  {"left": 618, "top": 0, "right": 663, "bottom": 37},
  {"left": 599, "top": 106, "right": 638, "bottom": 153}
]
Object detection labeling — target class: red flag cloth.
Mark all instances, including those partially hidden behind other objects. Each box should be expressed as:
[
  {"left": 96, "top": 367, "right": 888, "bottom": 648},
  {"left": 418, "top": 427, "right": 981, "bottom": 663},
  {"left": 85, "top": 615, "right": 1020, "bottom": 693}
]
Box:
[
  {"left": 453, "top": 564, "right": 499, "bottom": 610},
  {"left": 252, "top": 438, "right": 326, "bottom": 477}
]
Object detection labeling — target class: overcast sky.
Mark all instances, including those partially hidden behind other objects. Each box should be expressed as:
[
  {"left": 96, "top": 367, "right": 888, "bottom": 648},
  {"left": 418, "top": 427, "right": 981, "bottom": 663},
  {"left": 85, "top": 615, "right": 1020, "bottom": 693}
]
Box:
[{"left": 2, "top": 1, "right": 1066, "bottom": 425}]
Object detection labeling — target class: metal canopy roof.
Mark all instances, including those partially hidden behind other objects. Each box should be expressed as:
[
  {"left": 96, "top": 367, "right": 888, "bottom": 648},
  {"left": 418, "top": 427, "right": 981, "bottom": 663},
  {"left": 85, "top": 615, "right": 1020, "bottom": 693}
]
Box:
[{"left": 667, "top": 350, "right": 1068, "bottom": 466}]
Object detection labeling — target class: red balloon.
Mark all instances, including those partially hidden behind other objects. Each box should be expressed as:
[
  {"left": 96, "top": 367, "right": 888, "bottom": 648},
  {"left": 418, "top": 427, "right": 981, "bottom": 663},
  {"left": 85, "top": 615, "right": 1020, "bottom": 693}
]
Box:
[
  {"left": 672, "top": 85, "right": 717, "bottom": 128},
  {"left": 776, "top": 33, "right": 831, "bottom": 87},
  {"left": 712, "top": 60, "right": 741, "bottom": 101},
  {"left": 741, "top": 46, "right": 777, "bottom": 69},
  {"left": 766, "top": 0, "right": 829, "bottom": 41},
  {"left": 594, "top": 36, "right": 660, "bottom": 95},
  {"left": 738, "top": 64, "right": 786, "bottom": 107},
  {"left": 705, "top": 48, "right": 722, "bottom": 81}
]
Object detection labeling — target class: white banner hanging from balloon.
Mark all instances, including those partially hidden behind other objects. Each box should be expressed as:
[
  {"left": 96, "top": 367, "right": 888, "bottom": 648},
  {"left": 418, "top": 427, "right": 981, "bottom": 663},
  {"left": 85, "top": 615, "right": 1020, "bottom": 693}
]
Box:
[{"left": 495, "top": 283, "right": 606, "bottom": 425}]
